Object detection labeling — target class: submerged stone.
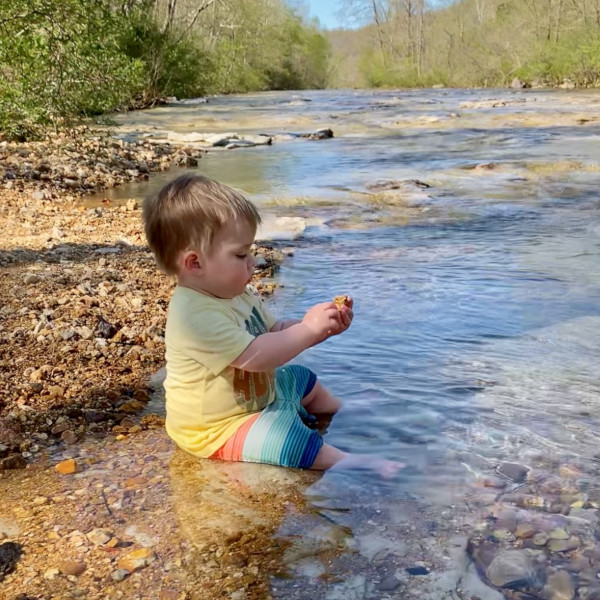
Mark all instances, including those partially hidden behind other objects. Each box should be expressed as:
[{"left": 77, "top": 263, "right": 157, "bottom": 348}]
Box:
[
  {"left": 379, "top": 574, "right": 401, "bottom": 591},
  {"left": 497, "top": 462, "right": 530, "bottom": 483},
  {"left": 485, "top": 550, "right": 540, "bottom": 589},
  {"left": 541, "top": 570, "right": 574, "bottom": 600},
  {"left": 549, "top": 537, "right": 580, "bottom": 553}
]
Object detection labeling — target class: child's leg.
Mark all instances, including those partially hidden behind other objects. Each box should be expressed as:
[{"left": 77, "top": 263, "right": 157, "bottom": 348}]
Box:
[
  {"left": 301, "top": 380, "right": 342, "bottom": 414},
  {"left": 310, "top": 443, "right": 406, "bottom": 478}
]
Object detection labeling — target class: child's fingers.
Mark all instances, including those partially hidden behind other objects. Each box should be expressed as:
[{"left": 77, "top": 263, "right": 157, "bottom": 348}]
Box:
[{"left": 341, "top": 310, "right": 352, "bottom": 328}]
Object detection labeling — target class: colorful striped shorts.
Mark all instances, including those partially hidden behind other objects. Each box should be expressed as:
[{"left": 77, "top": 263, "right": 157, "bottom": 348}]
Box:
[{"left": 211, "top": 365, "right": 323, "bottom": 469}]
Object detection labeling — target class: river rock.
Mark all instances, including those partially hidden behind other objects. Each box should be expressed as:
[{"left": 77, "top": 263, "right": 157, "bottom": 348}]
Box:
[
  {"left": 485, "top": 549, "right": 539, "bottom": 588},
  {"left": 541, "top": 570, "right": 574, "bottom": 600},
  {"left": 379, "top": 574, "right": 402, "bottom": 591},
  {"left": 257, "top": 216, "right": 306, "bottom": 241},
  {"left": 548, "top": 536, "right": 580, "bottom": 552},
  {"left": 300, "top": 128, "right": 334, "bottom": 139},
  {"left": 550, "top": 528, "right": 569, "bottom": 540},
  {"left": 497, "top": 462, "right": 530, "bottom": 483},
  {"left": 569, "top": 508, "right": 599, "bottom": 522}
]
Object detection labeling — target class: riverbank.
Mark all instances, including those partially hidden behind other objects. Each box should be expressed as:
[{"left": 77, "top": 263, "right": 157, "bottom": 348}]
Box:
[{"left": 0, "top": 166, "right": 286, "bottom": 466}]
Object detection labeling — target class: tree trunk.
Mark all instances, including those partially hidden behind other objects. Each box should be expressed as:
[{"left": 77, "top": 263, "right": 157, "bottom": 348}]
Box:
[
  {"left": 556, "top": 0, "right": 564, "bottom": 41},
  {"left": 371, "top": 0, "right": 388, "bottom": 68}
]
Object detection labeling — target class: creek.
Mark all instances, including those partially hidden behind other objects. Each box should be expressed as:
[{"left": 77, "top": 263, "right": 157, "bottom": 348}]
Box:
[{"left": 6, "top": 89, "right": 600, "bottom": 599}]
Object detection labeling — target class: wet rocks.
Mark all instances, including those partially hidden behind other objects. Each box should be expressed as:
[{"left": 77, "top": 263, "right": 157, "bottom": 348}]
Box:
[
  {"left": 367, "top": 179, "right": 431, "bottom": 192},
  {"left": 543, "top": 570, "right": 575, "bottom": 600},
  {"left": 379, "top": 574, "right": 402, "bottom": 591},
  {"left": 468, "top": 457, "right": 600, "bottom": 600},
  {"left": 164, "top": 128, "right": 334, "bottom": 147},
  {"left": 364, "top": 179, "right": 434, "bottom": 208},
  {"left": 485, "top": 549, "right": 541, "bottom": 588},
  {"left": 497, "top": 461, "right": 530, "bottom": 483},
  {"left": 298, "top": 128, "right": 334, "bottom": 140}
]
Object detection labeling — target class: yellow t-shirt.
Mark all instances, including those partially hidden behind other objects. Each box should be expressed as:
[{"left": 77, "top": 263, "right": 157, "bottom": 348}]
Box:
[{"left": 164, "top": 286, "right": 277, "bottom": 457}]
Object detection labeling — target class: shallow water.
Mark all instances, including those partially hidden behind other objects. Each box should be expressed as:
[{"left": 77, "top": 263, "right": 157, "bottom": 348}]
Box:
[
  {"left": 138, "top": 89, "right": 600, "bottom": 595},
  {"left": 9, "top": 89, "right": 600, "bottom": 598}
]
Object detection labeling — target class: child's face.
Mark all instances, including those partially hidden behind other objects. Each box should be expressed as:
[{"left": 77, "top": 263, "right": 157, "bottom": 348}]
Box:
[{"left": 200, "top": 219, "right": 257, "bottom": 299}]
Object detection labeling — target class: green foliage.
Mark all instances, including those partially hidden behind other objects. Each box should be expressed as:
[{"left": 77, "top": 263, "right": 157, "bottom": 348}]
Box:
[
  {"left": 330, "top": 0, "right": 600, "bottom": 90},
  {"left": 119, "top": 14, "right": 215, "bottom": 100},
  {"left": 0, "top": 0, "right": 144, "bottom": 139},
  {"left": 263, "top": 18, "right": 330, "bottom": 90},
  {"left": 518, "top": 29, "right": 600, "bottom": 86},
  {"left": 0, "top": 0, "right": 332, "bottom": 140},
  {"left": 207, "top": 10, "right": 330, "bottom": 92}
]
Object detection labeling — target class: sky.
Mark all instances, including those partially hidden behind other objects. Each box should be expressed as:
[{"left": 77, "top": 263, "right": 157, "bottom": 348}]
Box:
[
  {"left": 302, "top": 0, "right": 456, "bottom": 29},
  {"left": 304, "top": 0, "right": 345, "bottom": 29}
]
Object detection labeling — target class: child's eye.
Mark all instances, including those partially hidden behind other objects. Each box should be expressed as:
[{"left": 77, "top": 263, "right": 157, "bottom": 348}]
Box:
[{"left": 236, "top": 254, "right": 247, "bottom": 259}]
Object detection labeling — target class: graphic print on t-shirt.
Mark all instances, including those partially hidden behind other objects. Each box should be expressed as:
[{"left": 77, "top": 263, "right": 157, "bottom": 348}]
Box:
[{"left": 233, "top": 306, "right": 275, "bottom": 411}]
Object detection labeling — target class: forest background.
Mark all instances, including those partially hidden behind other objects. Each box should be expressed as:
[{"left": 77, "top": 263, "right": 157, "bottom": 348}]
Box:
[{"left": 1, "top": 0, "right": 600, "bottom": 140}]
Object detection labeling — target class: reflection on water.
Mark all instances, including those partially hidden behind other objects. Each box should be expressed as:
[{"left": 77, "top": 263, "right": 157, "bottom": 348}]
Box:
[{"left": 4, "top": 89, "right": 600, "bottom": 598}]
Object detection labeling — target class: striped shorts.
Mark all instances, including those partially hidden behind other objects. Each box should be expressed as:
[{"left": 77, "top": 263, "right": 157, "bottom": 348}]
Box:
[{"left": 211, "top": 365, "right": 323, "bottom": 469}]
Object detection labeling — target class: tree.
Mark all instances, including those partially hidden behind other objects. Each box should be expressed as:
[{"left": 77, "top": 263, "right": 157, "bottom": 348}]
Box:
[{"left": 0, "top": 0, "right": 143, "bottom": 139}]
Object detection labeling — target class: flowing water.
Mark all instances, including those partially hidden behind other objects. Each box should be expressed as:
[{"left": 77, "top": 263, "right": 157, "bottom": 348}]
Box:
[
  {"left": 8, "top": 90, "right": 600, "bottom": 599},
  {"left": 113, "top": 88, "right": 600, "bottom": 482}
]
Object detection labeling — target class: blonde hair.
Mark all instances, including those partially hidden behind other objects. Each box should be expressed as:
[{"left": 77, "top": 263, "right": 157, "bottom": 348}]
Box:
[{"left": 143, "top": 174, "right": 261, "bottom": 275}]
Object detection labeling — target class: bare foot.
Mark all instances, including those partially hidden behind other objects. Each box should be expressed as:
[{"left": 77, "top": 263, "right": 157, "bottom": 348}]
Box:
[
  {"left": 330, "top": 454, "right": 406, "bottom": 479},
  {"left": 375, "top": 459, "right": 406, "bottom": 479}
]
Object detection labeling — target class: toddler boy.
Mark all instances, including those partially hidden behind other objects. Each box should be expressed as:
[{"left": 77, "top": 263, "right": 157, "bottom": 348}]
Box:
[{"left": 143, "top": 174, "right": 354, "bottom": 470}]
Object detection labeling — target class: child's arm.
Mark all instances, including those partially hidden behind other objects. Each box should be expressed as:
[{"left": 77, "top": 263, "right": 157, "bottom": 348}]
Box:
[
  {"left": 231, "top": 302, "right": 348, "bottom": 372},
  {"left": 270, "top": 319, "right": 301, "bottom": 332}
]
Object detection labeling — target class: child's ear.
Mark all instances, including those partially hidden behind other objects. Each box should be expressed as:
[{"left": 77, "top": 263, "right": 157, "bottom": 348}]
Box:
[{"left": 181, "top": 249, "right": 203, "bottom": 273}]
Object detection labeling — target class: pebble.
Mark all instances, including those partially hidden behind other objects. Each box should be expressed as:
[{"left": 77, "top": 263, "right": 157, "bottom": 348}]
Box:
[
  {"left": 43, "top": 567, "right": 60, "bottom": 580},
  {"left": 117, "top": 547, "right": 156, "bottom": 572},
  {"left": 497, "top": 462, "right": 530, "bottom": 483},
  {"left": 379, "top": 574, "right": 402, "bottom": 591},
  {"left": 549, "top": 536, "right": 580, "bottom": 552},
  {"left": 87, "top": 528, "right": 112, "bottom": 546},
  {"left": 111, "top": 568, "right": 129, "bottom": 582},
  {"left": 61, "top": 430, "right": 78, "bottom": 445},
  {"left": 58, "top": 560, "right": 86, "bottom": 576},
  {"left": 55, "top": 459, "right": 77, "bottom": 474}
]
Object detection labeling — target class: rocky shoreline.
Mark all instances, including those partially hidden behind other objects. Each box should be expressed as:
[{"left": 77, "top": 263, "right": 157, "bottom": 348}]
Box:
[{"left": 0, "top": 132, "right": 288, "bottom": 467}]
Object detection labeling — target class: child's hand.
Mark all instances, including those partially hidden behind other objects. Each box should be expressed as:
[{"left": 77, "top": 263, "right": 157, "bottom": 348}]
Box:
[
  {"left": 336, "top": 296, "right": 354, "bottom": 334},
  {"left": 301, "top": 302, "right": 342, "bottom": 344}
]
